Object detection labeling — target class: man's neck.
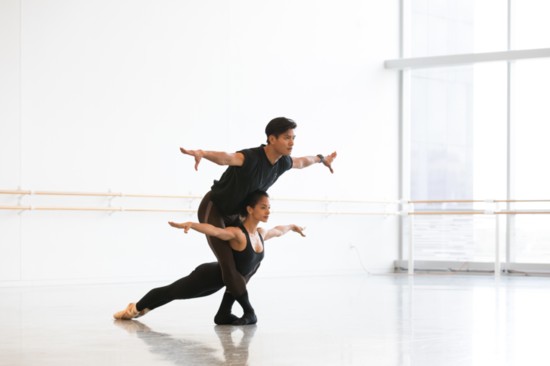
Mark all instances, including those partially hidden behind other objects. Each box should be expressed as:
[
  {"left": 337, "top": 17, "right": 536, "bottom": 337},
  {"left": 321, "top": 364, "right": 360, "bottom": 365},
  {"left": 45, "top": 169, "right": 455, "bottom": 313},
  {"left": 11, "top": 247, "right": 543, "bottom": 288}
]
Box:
[{"left": 263, "top": 144, "right": 282, "bottom": 165}]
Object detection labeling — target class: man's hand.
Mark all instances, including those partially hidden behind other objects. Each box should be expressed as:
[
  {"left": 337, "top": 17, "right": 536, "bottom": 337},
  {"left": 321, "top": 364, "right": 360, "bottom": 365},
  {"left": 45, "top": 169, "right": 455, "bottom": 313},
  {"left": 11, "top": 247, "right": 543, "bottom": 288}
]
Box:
[
  {"left": 323, "top": 151, "right": 337, "bottom": 174},
  {"left": 180, "top": 148, "right": 203, "bottom": 171}
]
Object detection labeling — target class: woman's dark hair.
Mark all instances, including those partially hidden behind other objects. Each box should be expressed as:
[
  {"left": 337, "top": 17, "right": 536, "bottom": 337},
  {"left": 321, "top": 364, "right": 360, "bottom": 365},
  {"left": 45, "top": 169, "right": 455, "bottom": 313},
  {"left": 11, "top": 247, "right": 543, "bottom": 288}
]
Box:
[
  {"left": 265, "top": 117, "right": 297, "bottom": 143},
  {"left": 240, "top": 190, "right": 269, "bottom": 217}
]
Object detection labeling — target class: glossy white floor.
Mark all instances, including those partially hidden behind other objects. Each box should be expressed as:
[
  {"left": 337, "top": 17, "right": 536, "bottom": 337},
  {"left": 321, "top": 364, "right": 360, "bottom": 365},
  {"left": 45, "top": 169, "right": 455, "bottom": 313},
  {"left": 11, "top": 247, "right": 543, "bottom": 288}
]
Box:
[{"left": 1, "top": 273, "right": 550, "bottom": 366}]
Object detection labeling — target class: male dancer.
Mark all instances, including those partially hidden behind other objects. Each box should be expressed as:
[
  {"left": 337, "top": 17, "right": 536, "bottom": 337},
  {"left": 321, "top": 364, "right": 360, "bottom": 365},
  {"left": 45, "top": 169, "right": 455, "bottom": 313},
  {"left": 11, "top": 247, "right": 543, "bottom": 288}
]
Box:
[{"left": 181, "top": 117, "right": 336, "bottom": 324}]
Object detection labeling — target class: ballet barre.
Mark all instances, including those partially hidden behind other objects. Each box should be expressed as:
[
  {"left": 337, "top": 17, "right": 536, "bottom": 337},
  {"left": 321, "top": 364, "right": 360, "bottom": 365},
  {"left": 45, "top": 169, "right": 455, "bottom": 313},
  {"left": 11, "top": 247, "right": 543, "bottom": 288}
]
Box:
[
  {"left": 404, "top": 200, "right": 550, "bottom": 277},
  {"left": 0, "top": 189, "right": 200, "bottom": 200},
  {"left": 0, "top": 188, "right": 399, "bottom": 215},
  {"left": 4, "top": 189, "right": 549, "bottom": 276},
  {"left": 410, "top": 210, "right": 550, "bottom": 215},
  {"left": 0, "top": 205, "right": 196, "bottom": 213},
  {"left": 409, "top": 199, "right": 550, "bottom": 204},
  {"left": 0, "top": 206, "right": 396, "bottom": 216},
  {"left": 0, "top": 189, "right": 397, "bottom": 204}
]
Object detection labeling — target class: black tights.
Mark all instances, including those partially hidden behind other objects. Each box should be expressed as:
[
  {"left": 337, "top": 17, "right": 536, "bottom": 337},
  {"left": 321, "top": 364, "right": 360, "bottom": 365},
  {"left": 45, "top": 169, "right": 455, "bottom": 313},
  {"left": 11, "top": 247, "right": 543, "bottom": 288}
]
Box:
[
  {"left": 136, "top": 262, "right": 223, "bottom": 311},
  {"left": 135, "top": 262, "right": 259, "bottom": 313}
]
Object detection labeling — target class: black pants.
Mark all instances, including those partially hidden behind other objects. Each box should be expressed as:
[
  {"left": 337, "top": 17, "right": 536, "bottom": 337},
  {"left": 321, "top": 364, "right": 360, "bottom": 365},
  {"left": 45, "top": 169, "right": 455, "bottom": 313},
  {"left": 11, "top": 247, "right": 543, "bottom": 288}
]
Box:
[{"left": 197, "top": 191, "right": 248, "bottom": 298}]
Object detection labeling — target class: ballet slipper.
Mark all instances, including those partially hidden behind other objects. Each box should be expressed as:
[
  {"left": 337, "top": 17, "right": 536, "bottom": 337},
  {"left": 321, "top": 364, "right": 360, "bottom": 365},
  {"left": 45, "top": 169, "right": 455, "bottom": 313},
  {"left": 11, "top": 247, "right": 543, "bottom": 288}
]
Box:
[{"left": 113, "top": 303, "right": 149, "bottom": 320}]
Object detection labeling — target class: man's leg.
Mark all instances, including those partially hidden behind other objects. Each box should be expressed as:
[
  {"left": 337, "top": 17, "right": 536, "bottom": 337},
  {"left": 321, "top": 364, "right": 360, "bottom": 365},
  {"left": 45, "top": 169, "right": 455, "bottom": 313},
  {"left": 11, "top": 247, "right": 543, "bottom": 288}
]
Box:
[
  {"left": 214, "top": 291, "right": 239, "bottom": 325},
  {"left": 214, "top": 263, "right": 261, "bottom": 325},
  {"left": 198, "top": 192, "right": 256, "bottom": 322}
]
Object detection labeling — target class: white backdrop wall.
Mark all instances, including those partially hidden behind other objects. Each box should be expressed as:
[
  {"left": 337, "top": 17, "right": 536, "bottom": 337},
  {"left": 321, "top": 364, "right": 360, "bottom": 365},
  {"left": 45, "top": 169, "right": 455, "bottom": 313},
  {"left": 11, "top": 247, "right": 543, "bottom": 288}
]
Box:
[{"left": 0, "top": 0, "right": 399, "bottom": 285}]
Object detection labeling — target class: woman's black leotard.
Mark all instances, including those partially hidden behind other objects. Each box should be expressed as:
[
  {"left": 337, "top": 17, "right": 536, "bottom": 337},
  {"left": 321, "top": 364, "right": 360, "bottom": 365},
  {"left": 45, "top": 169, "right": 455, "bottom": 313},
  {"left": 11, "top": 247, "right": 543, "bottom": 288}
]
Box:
[{"left": 135, "top": 226, "right": 264, "bottom": 312}]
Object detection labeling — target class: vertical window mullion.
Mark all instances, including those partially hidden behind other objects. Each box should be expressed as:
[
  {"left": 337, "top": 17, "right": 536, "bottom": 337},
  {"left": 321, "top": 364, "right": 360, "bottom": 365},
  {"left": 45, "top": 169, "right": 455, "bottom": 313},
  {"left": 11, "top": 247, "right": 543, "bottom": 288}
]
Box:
[{"left": 505, "top": 0, "right": 513, "bottom": 269}]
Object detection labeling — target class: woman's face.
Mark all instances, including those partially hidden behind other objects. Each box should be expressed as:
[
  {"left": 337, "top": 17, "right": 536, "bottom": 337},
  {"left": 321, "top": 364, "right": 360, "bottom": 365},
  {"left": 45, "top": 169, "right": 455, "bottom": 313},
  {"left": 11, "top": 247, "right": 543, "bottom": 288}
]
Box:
[{"left": 248, "top": 196, "right": 271, "bottom": 222}]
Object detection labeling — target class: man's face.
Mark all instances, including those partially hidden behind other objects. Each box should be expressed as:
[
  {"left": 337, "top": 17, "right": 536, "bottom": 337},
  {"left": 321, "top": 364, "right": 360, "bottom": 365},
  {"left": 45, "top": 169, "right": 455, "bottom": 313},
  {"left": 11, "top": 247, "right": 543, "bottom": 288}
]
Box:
[{"left": 270, "top": 129, "right": 295, "bottom": 156}]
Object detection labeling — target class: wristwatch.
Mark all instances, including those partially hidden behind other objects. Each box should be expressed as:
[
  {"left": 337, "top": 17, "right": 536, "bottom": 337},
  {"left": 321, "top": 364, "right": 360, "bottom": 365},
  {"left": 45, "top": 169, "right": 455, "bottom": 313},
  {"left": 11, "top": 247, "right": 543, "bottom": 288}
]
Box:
[{"left": 316, "top": 154, "right": 325, "bottom": 164}]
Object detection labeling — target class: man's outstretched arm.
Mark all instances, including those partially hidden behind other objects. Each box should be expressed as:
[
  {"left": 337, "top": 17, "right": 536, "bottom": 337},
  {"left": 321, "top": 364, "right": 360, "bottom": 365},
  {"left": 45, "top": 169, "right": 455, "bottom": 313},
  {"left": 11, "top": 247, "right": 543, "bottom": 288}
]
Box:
[
  {"left": 292, "top": 151, "right": 337, "bottom": 173},
  {"left": 180, "top": 148, "right": 245, "bottom": 171}
]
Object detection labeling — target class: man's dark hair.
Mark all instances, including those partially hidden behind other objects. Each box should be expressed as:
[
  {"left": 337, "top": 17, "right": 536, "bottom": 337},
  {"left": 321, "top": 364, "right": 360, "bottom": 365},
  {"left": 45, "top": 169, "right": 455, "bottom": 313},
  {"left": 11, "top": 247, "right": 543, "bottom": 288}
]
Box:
[
  {"left": 240, "top": 190, "right": 269, "bottom": 217},
  {"left": 265, "top": 117, "right": 297, "bottom": 143}
]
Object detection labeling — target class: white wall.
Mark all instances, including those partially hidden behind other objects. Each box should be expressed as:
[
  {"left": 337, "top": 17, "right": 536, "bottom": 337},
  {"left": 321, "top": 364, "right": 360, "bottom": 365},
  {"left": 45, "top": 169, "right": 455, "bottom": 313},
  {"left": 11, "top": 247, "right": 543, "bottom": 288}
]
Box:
[{"left": 0, "top": 0, "right": 399, "bottom": 285}]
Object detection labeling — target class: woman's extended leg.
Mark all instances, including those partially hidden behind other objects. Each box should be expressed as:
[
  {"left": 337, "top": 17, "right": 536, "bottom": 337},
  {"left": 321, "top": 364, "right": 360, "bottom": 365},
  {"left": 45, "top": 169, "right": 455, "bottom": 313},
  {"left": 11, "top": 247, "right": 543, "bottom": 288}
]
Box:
[{"left": 113, "top": 262, "right": 224, "bottom": 320}]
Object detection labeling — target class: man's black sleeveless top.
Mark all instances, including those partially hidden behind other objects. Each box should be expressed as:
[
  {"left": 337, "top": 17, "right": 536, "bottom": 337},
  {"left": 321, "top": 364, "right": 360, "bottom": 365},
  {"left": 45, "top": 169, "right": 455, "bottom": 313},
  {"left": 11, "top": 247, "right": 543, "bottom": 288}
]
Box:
[
  {"left": 233, "top": 225, "right": 265, "bottom": 276},
  {"left": 210, "top": 145, "right": 293, "bottom": 215}
]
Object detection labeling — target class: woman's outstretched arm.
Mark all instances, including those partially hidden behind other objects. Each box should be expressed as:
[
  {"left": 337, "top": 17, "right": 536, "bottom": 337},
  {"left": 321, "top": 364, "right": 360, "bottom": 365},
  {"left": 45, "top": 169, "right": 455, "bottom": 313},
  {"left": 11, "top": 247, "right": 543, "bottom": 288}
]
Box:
[
  {"left": 168, "top": 221, "right": 238, "bottom": 241},
  {"left": 261, "top": 225, "right": 306, "bottom": 241}
]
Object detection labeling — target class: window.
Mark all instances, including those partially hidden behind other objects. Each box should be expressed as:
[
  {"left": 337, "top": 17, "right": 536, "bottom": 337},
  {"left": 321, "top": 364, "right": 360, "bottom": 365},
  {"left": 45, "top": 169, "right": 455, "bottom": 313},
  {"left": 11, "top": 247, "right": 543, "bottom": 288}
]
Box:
[
  {"left": 408, "top": 64, "right": 506, "bottom": 262},
  {"left": 510, "top": 58, "right": 550, "bottom": 263},
  {"left": 410, "top": 0, "right": 506, "bottom": 57},
  {"left": 513, "top": 1, "right": 550, "bottom": 49},
  {"left": 395, "top": 1, "right": 550, "bottom": 271}
]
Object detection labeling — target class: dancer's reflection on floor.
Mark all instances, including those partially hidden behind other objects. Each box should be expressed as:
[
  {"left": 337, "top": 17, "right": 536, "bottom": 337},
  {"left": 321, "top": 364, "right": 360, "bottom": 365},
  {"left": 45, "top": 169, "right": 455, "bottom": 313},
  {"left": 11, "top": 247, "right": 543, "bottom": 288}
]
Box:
[
  {"left": 214, "top": 324, "right": 257, "bottom": 363},
  {"left": 113, "top": 320, "right": 256, "bottom": 365}
]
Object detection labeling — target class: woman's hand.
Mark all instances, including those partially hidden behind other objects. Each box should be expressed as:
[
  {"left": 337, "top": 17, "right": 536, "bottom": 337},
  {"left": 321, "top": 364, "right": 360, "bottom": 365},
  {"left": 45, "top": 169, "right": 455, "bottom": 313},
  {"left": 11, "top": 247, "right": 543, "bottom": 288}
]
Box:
[
  {"left": 292, "top": 225, "right": 306, "bottom": 237},
  {"left": 168, "top": 221, "right": 193, "bottom": 233}
]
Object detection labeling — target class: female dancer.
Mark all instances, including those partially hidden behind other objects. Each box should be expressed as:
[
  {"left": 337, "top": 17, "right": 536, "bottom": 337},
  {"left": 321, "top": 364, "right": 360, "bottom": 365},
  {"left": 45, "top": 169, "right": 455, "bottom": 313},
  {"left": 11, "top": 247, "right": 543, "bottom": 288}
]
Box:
[{"left": 113, "top": 191, "right": 305, "bottom": 325}]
